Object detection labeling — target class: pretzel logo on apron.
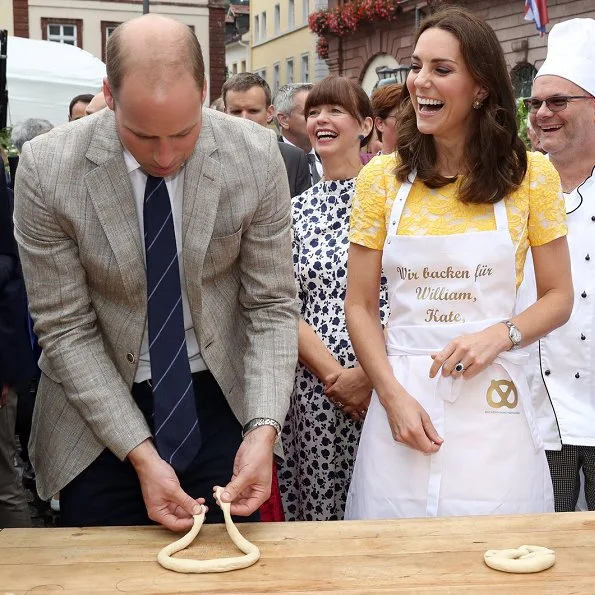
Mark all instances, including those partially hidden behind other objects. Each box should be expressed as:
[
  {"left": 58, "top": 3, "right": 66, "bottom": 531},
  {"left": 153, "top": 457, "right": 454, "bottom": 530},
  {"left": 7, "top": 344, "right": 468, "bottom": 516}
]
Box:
[{"left": 486, "top": 380, "right": 518, "bottom": 409}]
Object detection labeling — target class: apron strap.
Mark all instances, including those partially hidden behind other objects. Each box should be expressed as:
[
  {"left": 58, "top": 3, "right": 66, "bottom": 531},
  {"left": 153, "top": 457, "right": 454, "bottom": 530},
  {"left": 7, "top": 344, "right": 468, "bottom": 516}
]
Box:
[
  {"left": 493, "top": 199, "right": 509, "bottom": 232},
  {"left": 387, "top": 170, "right": 416, "bottom": 237}
]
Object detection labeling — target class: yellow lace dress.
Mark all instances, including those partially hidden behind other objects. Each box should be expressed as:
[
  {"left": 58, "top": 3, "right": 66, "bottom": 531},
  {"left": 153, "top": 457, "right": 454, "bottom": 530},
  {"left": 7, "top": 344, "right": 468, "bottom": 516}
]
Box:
[{"left": 349, "top": 151, "right": 567, "bottom": 287}]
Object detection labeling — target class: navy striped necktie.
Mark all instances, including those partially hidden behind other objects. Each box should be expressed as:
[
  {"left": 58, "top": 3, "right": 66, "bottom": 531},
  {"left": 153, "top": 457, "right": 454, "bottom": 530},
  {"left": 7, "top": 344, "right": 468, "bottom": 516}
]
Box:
[{"left": 143, "top": 175, "right": 201, "bottom": 471}]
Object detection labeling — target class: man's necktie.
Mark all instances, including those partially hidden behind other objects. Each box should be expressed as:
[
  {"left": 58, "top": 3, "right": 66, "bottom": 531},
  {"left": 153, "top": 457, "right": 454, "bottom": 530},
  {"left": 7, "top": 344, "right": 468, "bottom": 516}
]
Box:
[
  {"left": 307, "top": 153, "right": 321, "bottom": 185},
  {"left": 144, "top": 175, "right": 200, "bottom": 471}
]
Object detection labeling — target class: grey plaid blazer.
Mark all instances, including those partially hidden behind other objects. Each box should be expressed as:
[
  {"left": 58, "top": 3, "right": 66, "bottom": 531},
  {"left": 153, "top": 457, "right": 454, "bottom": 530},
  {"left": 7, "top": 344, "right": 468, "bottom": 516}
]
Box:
[{"left": 13, "top": 108, "right": 298, "bottom": 500}]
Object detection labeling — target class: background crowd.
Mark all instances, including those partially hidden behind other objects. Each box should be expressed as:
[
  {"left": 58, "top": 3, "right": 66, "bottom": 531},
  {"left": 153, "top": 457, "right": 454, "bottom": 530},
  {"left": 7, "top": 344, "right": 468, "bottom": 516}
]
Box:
[{"left": 1, "top": 7, "right": 593, "bottom": 530}]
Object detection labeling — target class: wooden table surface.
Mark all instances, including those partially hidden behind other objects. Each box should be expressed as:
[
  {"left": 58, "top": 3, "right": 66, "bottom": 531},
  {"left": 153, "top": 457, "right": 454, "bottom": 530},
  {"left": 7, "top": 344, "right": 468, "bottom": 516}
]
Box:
[{"left": 2, "top": 512, "right": 595, "bottom": 594}]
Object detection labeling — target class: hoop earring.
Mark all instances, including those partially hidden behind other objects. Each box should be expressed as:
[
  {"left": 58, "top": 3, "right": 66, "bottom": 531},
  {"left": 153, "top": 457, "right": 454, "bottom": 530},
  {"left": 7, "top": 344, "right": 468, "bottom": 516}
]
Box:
[{"left": 473, "top": 99, "right": 483, "bottom": 110}]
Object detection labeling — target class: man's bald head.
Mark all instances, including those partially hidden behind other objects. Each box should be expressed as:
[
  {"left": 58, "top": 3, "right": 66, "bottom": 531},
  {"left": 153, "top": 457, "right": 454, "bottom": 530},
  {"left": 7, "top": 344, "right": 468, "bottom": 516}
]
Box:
[{"left": 105, "top": 15, "right": 205, "bottom": 98}]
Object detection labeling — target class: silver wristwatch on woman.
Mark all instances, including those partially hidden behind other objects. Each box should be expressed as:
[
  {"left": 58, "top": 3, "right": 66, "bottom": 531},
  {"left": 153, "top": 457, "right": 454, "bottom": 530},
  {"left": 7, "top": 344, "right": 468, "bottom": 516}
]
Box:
[{"left": 503, "top": 320, "right": 522, "bottom": 350}]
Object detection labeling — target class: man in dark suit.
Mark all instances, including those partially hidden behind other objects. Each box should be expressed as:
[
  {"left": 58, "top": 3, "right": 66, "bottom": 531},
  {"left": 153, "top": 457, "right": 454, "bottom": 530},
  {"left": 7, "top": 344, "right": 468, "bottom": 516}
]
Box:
[{"left": 222, "top": 73, "right": 310, "bottom": 197}]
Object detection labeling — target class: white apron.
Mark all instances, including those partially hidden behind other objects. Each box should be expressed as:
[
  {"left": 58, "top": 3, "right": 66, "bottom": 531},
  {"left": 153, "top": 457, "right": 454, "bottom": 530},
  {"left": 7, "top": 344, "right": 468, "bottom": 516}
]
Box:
[{"left": 345, "top": 175, "right": 554, "bottom": 519}]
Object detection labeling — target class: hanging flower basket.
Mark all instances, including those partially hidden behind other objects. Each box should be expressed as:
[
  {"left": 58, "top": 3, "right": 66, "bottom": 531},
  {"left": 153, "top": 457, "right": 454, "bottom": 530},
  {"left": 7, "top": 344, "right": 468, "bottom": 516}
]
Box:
[
  {"left": 309, "top": 0, "right": 404, "bottom": 59},
  {"left": 309, "top": 0, "right": 403, "bottom": 37},
  {"left": 309, "top": 0, "right": 443, "bottom": 59}
]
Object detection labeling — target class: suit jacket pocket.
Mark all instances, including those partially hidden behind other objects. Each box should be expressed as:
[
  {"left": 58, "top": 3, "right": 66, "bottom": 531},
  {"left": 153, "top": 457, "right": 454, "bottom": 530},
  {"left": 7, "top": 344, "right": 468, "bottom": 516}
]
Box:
[{"left": 203, "top": 227, "right": 243, "bottom": 281}]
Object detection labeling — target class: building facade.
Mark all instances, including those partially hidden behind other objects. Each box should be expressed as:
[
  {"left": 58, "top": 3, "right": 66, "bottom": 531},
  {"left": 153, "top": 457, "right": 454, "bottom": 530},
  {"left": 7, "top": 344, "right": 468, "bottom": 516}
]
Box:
[
  {"left": 1, "top": 0, "right": 15, "bottom": 34},
  {"left": 225, "top": 2, "right": 250, "bottom": 78},
  {"left": 250, "top": 0, "right": 328, "bottom": 95},
  {"left": 9, "top": 0, "right": 225, "bottom": 102},
  {"left": 319, "top": 0, "right": 595, "bottom": 96}
]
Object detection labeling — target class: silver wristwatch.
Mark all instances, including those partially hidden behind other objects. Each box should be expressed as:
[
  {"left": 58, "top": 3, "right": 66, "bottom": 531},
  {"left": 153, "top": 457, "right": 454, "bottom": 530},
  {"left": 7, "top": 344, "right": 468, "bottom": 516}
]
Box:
[
  {"left": 242, "top": 417, "right": 282, "bottom": 443},
  {"left": 503, "top": 320, "right": 522, "bottom": 350}
]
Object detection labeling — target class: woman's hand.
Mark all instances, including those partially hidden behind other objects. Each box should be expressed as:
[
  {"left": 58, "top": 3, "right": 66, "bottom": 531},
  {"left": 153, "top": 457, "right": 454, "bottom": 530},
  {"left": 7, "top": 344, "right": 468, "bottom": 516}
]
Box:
[
  {"left": 324, "top": 366, "right": 372, "bottom": 421},
  {"left": 429, "top": 323, "right": 512, "bottom": 380},
  {"left": 382, "top": 391, "right": 443, "bottom": 454}
]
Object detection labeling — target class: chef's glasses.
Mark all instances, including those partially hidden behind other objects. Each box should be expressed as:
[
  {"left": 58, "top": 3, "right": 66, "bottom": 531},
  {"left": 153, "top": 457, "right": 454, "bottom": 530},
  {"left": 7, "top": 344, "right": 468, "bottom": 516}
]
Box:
[{"left": 524, "top": 95, "right": 593, "bottom": 113}]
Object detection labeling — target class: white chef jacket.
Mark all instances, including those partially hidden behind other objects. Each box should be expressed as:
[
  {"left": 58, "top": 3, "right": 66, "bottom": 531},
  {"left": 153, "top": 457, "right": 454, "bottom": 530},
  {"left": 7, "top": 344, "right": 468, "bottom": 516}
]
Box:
[{"left": 518, "top": 165, "right": 595, "bottom": 449}]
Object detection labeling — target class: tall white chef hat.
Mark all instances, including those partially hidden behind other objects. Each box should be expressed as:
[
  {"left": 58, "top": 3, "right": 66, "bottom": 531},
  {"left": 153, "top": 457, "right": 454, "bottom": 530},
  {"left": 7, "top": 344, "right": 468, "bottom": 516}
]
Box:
[{"left": 535, "top": 18, "right": 595, "bottom": 97}]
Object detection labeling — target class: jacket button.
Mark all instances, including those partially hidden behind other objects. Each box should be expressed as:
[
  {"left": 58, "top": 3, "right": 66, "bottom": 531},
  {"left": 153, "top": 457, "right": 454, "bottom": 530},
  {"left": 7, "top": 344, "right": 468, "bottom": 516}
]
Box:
[
  {"left": 592, "top": 216, "right": 595, "bottom": 221},
  {"left": 575, "top": 372, "right": 581, "bottom": 379},
  {"left": 582, "top": 291, "right": 587, "bottom": 298},
  {"left": 126, "top": 352, "right": 136, "bottom": 364},
  {"left": 586, "top": 254, "right": 591, "bottom": 261},
  {"left": 544, "top": 369, "right": 551, "bottom": 376},
  {"left": 581, "top": 334, "right": 586, "bottom": 340}
]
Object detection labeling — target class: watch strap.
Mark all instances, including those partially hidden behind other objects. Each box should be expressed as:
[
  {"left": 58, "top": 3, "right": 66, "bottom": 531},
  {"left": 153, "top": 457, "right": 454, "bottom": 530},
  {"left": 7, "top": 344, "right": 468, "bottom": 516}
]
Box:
[{"left": 242, "top": 417, "right": 282, "bottom": 442}]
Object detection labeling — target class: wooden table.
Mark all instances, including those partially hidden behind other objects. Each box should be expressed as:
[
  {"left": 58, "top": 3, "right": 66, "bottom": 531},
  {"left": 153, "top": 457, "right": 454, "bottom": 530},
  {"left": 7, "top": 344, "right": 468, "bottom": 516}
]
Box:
[{"left": 2, "top": 512, "right": 594, "bottom": 594}]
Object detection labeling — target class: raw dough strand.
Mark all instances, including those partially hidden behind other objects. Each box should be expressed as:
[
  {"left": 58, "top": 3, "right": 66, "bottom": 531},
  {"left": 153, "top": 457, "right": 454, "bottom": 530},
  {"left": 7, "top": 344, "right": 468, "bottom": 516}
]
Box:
[{"left": 157, "top": 487, "right": 261, "bottom": 573}]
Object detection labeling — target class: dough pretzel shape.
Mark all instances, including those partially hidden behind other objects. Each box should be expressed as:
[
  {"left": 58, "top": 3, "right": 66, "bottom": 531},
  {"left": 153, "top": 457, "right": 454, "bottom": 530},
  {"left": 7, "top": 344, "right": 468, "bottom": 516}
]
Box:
[
  {"left": 484, "top": 545, "right": 555, "bottom": 574},
  {"left": 157, "top": 487, "right": 261, "bottom": 573}
]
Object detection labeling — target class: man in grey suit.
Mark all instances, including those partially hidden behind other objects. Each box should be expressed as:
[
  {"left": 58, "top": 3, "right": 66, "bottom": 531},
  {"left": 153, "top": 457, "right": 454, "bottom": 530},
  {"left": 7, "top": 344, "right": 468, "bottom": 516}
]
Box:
[
  {"left": 13, "top": 15, "right": 298, "bottom": 530},
  {"left": 222, "top": 73, "right": 311, "bottom": 197}
]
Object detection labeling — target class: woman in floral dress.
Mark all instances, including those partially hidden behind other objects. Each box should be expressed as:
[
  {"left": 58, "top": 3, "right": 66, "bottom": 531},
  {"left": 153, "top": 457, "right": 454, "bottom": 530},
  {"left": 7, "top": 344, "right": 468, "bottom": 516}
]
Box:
[{"left": 278, "top": 76, "right": 389, "bottom": 521}]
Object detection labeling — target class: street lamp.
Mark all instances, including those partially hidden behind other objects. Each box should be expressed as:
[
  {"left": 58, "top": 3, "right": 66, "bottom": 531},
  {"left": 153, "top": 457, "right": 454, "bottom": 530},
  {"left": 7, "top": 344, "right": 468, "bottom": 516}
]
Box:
[{"left": 375, "top": 65, "right": 410, "bottom": 86}]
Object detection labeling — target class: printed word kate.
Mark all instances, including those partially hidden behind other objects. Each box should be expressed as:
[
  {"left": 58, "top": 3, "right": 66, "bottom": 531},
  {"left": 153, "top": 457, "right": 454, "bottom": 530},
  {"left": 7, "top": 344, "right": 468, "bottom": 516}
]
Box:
[{"left": 424, "top": 309, "right": 465, "bottom": 323}]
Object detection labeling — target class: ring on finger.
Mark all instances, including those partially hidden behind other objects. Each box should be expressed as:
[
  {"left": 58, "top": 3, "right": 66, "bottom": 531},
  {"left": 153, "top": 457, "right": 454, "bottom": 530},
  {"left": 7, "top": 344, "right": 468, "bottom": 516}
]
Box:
[
  {"left": 335, "top": 402, "right": 344, "bottom": 409},
  {"left": 454, "top": 361, "right": 466, "bottom": 373}
]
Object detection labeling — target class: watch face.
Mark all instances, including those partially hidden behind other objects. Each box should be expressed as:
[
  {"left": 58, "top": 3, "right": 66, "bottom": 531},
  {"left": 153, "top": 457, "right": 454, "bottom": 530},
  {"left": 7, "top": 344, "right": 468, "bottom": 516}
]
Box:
[{"left": 510, "top": 326, "right": 522, "bottom": 344}]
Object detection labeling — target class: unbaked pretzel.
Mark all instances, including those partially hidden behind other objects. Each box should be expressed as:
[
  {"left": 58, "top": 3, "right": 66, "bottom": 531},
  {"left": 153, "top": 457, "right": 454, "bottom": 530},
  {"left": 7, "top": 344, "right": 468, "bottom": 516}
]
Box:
[
  {"left": 484, "top": 545, "right": 555, "bottom": 573},
  {"left": 157, "top": 487, "right": 260, "bottom": 573}
]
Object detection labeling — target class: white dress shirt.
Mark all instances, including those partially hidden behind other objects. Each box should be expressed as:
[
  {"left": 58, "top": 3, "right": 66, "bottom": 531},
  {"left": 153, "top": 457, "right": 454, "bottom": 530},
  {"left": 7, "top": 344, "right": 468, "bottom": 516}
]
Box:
[{"left": 123, "top": 149, "right": 207, "bottom": 383}]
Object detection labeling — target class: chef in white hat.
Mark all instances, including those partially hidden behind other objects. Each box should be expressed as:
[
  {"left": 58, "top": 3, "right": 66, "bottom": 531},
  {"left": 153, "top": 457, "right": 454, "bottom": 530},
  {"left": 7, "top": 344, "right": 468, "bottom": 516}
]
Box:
[{"left": 520, "top": 17, "right": 595, "bottom": 512}]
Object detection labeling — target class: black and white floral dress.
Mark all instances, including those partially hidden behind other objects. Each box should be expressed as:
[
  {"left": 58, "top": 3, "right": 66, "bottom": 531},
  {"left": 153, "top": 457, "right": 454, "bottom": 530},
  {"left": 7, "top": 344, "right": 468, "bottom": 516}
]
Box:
[{"left": 278, "top": 178, "right": 389, "bottom": 521}]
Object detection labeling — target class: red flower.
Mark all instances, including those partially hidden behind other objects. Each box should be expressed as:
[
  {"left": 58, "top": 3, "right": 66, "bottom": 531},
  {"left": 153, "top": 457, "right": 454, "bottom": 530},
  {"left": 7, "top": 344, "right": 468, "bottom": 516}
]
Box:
[{"left": 316, "top": 36, "right": 329, "bottom": 59}]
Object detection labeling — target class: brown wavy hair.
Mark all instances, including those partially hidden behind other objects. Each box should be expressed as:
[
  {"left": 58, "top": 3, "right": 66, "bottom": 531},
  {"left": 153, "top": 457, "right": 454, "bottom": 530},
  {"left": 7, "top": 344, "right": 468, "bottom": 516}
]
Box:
[{"left": 396, "top": 6, "right": 527, "bottom": 204}]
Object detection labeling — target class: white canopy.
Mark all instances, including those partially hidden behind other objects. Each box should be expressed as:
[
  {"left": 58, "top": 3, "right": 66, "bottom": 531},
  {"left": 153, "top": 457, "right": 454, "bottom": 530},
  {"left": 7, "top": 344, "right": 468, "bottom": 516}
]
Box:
[{"left": 6, "top": 36, "right": 106, "bottom": 127}]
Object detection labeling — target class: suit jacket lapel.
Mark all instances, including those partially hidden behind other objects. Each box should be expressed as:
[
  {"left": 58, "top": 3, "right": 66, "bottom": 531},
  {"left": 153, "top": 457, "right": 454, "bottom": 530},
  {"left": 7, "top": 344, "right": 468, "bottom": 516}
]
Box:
[
  {"left": 182, "top": 112, "right": 222, "bottom": 296},
  {"left": 84, "top": 110, "right": 146, "bottom": 305}
]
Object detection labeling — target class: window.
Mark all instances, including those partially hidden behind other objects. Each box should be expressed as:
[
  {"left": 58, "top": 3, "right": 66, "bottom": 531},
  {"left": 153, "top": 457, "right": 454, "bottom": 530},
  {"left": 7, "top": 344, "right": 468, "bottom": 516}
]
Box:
[
  {"left": 261, "top": 12, "right": 267, "bottom": 40},
  {"left": 101, "top": 21, "right": 121, "bottom": 62},
  {"left": 288, "top": 0, "right": 295, "bottom": 28},
  {"left": 41, "top": 18, "right": 83, "bottom": 48},
  {"left": 48, "top": 23, "right": 76, "bottom": 45},
  {"left": 301, "top": 53, "right": 310, "bottom": 82},
  {"left": 254, "top": 15, "right": 259, "bottom": 42},
  {"left": 241, "top": 60, "right": 247, "bottom": 73},
  {"left": 302, "top": 0, "right": 309, "bottom": 24},
  {"left": 511, "top": 62, "right": 538, "bottom": 99},
  {"left": 260, "top": 68, "right": 267, "bottom": 83},
  {"left": 274, "top": 4, "right": 280, "bottom": 35},
  {"left": 286, "top": 58, "right": 294, "bottom": 84},
  {"left": 233, "top": 63, "right": 238, "bottom": 74},
  {"left": 273, "top": 63, "right": 280, "bottom": 93}
]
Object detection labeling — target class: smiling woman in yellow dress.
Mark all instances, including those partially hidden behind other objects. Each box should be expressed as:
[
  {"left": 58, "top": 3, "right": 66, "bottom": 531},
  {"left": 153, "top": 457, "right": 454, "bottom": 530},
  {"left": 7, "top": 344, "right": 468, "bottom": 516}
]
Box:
[{"left": 344, "top": 6, "right": 573, "bottom": 519}]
